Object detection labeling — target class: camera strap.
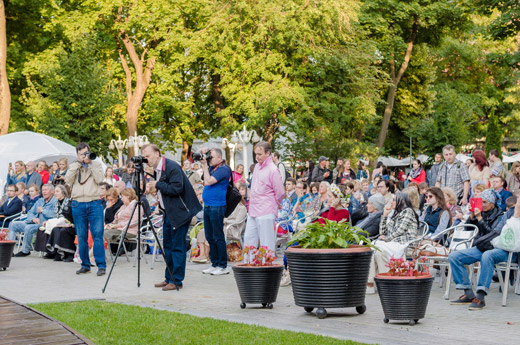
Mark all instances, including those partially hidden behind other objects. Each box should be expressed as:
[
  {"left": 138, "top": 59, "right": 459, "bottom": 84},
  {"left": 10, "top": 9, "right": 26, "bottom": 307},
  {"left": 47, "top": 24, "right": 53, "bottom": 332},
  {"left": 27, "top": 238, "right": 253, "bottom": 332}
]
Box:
[{"left": 77, "top": 167, "right": 91, "bottom": 185}]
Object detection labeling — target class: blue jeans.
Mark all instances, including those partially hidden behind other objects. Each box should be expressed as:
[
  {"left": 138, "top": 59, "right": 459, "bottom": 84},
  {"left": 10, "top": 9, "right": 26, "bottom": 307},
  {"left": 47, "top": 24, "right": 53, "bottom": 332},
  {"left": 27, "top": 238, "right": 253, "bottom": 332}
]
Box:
[
  {"left": 449, "top": 247, "right": 512, "bottom": 294},
  {"left": 163, "top": 214, "right": 189, "bottom": 286},
  {"left": 203, "top": 205, "right": 227, "bottom": 269},
  {"left": 71, "top": 199, "right": 106, "bottom": 269},
  {"left": 8, "top": 221, "right": 40, "bottom": 253}
]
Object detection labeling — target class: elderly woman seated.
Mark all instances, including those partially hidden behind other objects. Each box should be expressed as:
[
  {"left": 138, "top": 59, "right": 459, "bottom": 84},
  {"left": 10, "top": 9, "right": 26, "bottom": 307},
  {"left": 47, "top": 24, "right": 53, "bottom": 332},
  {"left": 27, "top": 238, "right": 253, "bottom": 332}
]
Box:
[
  {"left": 366, "top": 192, "right": 419, "bottom": 294},
  {"left": 354, "top": 193, "right": 386, "bottom": 237},
  {"left": 104, "top": 188, "right": 143, "bottom": 242}
]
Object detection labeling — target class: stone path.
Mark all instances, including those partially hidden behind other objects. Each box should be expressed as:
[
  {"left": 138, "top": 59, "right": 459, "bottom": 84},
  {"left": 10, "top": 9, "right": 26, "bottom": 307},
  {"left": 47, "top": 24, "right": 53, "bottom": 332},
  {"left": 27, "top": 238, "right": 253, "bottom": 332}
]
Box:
[{"left": 0, "top": 254, "right": 518, "bottom": 344}]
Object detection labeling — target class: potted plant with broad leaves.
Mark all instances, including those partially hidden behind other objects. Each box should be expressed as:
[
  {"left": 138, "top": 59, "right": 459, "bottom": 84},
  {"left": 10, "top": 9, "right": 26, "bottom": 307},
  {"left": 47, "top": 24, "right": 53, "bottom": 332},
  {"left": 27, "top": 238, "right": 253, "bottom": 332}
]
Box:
[
  {"left": 232, "top": 246, "right": 284, "bottom": 309},
  {"left": 285, "top": 219, "right": 374, "bottom": 319},
  {"left": 375, "top": 256, "right": 434, "bottom": 325},
  {"left": 0, "top": 229, "right": 16, "bottom": 271}
]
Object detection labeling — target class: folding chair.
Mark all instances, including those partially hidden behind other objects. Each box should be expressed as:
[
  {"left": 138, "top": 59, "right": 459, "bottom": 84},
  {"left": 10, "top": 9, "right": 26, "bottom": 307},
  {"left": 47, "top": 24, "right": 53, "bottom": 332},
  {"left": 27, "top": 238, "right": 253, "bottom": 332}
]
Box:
[
  {"left": 495, "top": 250, "right": 519, "bottom": 307},
  {"left": 423, "top": 224, "right": 479, "bottom": 300}
]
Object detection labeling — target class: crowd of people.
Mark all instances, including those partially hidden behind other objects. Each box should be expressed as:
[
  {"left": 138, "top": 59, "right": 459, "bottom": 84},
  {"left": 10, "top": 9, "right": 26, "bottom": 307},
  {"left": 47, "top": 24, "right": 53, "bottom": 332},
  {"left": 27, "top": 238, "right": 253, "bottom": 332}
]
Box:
[{"left": 1, "top": 143, "right": 519, "bottom": 310}]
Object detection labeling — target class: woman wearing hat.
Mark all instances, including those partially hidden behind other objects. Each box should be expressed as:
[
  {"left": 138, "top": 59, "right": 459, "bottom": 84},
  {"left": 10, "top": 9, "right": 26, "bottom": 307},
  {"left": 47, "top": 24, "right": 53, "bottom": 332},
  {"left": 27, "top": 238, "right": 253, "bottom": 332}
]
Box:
[{"left": 317, "top": 184, "right": 350, "bottom": 224}]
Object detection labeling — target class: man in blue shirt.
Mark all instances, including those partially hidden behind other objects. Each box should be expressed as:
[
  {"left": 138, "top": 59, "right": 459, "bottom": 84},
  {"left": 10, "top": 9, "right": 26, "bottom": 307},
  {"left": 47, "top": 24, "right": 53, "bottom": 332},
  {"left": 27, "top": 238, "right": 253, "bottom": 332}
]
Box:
[
  {"left": 492, "top": 176, "right": 512, "bottom": 211},
  {"left": 200, "top": 148, "right": 231, "bottom": 276},
  {"left": 8, "top": 184, "right": 56, "bottom": 256}
]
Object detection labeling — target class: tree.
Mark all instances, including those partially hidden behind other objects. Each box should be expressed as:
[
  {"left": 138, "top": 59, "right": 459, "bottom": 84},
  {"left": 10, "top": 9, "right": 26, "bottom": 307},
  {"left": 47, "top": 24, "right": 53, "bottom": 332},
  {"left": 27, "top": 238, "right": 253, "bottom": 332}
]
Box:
[
  {"left": 359, "top": 0, "right": 469, "bottom": 149},
  {"left": 0, "top": 0, "right": 10, "bottom": 135},
  {"left": 486, "top": 108, "right": 502, "bottom": 157}
]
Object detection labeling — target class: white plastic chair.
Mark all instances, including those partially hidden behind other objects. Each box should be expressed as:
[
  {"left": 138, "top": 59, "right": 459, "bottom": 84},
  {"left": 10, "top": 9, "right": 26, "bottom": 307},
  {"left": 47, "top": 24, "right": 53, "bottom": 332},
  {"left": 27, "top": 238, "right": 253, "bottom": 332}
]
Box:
[{"left": 495, "top": 250, "right": 519, "bottom": 307}]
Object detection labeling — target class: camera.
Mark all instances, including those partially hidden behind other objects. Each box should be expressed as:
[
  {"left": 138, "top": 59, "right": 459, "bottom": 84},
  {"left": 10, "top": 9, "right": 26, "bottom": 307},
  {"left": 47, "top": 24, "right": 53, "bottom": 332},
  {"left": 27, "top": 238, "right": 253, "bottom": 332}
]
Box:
[
  {"left": 192, "top": 152, "right": 212, "bottom": 161},
  {"left": 84, "top": 151, "right": 97, "bottom": 160},
  {"left": 131, "top": 155, "right": 149, "bottom": 165}
]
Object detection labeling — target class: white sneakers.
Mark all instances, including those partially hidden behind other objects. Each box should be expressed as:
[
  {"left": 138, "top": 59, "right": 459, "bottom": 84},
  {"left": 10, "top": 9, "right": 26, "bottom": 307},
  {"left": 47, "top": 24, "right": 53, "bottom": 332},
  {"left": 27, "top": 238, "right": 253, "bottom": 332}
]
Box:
[
  {"left": 366, "top": 284, "right": 376, "bottom": 294},
  {"left": 202, "top": 266, "right": 230, "bottom": 275},
  {"left": 280, "top": 269, "right": 291, "bottom": 287}
]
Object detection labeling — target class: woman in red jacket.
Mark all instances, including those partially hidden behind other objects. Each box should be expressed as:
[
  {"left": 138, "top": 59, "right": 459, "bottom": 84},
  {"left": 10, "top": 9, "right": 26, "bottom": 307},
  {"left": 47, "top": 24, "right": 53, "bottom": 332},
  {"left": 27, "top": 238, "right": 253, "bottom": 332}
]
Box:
[
  {"left": 407, "top": 159, "right": 426, "bottom": 184},
  {"left": 318, "top": 183, "right": 349, "bottom": 223},
  {"left": 37, "top": 161, "right": 50, "bottom": 185}
]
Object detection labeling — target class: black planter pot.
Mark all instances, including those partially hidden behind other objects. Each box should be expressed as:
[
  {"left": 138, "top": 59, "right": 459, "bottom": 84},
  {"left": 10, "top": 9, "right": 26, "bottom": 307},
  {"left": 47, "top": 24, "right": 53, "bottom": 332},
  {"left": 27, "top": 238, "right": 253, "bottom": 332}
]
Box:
[
  {"left": 232, "top": 264, "right": 284, "bottom": 309},
  {"left": 374, "top": 273, "right": 434, "bottom": 325},
  {"left": 286, "top": 246, "right": 373, "bottom": 319},
  {"left": 0, "top": 241, "right": 16, "bottom": 270}
]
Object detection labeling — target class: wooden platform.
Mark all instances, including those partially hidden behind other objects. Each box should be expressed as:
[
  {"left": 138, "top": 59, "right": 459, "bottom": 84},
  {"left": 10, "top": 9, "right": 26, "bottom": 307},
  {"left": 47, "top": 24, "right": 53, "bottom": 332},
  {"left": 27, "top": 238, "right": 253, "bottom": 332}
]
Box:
[{"left": 0, "top": 296, "right": 92, "bottom": 345}]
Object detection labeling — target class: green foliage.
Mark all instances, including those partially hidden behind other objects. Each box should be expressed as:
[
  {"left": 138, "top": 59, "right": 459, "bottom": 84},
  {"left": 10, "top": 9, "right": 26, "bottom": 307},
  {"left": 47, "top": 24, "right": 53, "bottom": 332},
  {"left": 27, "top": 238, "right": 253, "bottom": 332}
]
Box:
[
  {"left": 289, "top": 219, "right": 374, "bottom": 249},
  {"left": 486, "top": 108, "right": 502, "bottom": 157},
  {"left": 32, "top": 301, "right": 366, "bottom": 345},
  {"left": 21, "top": 40, "right": 124, "bottom": 154}
]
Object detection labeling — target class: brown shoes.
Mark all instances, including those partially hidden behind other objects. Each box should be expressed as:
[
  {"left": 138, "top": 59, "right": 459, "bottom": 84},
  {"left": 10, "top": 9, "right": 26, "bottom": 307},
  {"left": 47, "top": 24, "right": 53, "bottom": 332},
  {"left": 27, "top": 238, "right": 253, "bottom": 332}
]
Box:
[
  {"left": 154, "top": 281, "right": 168, "bottom": 288},
  {"left": 162, "top": 283, "right": 183, "bottom": 291}
]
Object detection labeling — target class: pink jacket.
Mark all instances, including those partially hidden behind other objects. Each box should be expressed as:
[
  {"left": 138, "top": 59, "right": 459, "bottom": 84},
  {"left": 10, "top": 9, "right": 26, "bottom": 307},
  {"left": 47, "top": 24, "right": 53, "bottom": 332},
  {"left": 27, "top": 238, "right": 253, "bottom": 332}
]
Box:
[
  {"left": 112, "top": 200, "right": 143, "bottom": 236},
  {"left": 249, "top": 156, "right": 285, "bottom": 217}
]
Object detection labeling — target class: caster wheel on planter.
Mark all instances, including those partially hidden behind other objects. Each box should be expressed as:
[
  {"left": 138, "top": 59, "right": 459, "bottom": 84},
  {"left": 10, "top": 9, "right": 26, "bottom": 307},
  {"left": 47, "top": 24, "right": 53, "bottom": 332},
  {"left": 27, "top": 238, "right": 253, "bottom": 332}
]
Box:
[
  {"left": 356, "top": 305, "right": 366, "bottom": 314},
  {"left": 304, "top": 307, "right": 314, "bottom": 313},
  {"left": 240, "top": 303, "right": 246, "bottom": 309},
  {"left": 414, "top": 319, "right": 419, "bottom": 323},
  {"left": 384, "top": 318, "right": 389, "bottom": 324},
  {"left": 409, "top": 320, "right": 416, "bottom": 326},
  {"left": 262, "top": 303, "right": 267, "bottom": 308},
  {"left": 266, "top": 303, "right": 273, "bottom": 309},
  {"left": 316, "top": 308, "right": 327, "bottom": 319}
]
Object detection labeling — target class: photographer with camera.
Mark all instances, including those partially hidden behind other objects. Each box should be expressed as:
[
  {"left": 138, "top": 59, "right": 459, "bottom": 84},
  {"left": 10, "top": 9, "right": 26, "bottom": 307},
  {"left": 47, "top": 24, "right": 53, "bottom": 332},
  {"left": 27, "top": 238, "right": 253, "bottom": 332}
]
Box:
[
  {"left": 195, "top": 148, "right": 232, "bottom": 275},
  {"left": 142, "top": 144, "right": 202, "bottom": 291},
  {"left": 65, "top": 142, "right": 106, "bottom": 276}
]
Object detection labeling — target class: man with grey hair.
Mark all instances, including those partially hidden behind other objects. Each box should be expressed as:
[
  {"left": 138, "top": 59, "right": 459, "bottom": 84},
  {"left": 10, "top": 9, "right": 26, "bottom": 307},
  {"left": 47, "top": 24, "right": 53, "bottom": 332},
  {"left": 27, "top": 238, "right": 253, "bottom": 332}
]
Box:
[
  {"left": 25, "top": 161, "right": 43, "bottom": 190},
  {"left": 436, "top": 144, "right": 470, "bottom": 206},
  {"left": 199, "top": 147, "right": 232, "bottom": 275},
  {"left": 182, "top": 159, "right": 202, "bottom": 186},
  {"left": 8, "top": 184, "right": 56, "bottom": 256}
]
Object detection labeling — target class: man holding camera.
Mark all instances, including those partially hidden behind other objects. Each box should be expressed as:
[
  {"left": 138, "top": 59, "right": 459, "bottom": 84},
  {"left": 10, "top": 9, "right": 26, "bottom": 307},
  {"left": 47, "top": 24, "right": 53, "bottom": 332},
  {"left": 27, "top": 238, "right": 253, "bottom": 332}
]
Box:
[
  {"left": 142, "top": 144, "right": 202, "bottom": 291},
  {"left": 198, "top": 148, "right": 232, "bottom": 275},
  {"left": 65, "top": 142, "right": 106, "bottom": 275}
]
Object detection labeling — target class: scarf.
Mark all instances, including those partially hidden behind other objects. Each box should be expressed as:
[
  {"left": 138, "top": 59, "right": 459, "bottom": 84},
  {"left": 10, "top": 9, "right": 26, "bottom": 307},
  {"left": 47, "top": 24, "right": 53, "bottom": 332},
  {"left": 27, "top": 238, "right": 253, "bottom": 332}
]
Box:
[{"left": 409, "top": 167, "right": 422, "bottom": 179}]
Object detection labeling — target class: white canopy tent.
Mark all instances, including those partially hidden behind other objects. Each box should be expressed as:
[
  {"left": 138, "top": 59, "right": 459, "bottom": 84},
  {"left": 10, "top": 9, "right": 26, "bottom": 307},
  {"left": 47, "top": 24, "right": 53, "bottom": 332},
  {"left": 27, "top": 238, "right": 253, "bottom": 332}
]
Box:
[{"left": 0, "top": 131, "right": 105, "bottom": 195}]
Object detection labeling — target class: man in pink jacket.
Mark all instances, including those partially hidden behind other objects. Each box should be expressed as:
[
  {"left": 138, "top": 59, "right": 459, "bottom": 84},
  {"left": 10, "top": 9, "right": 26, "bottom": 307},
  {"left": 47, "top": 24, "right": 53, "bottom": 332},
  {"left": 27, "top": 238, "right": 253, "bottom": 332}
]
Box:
[{"left": 244, "top": 141, "right": 285, "bottom": 252}]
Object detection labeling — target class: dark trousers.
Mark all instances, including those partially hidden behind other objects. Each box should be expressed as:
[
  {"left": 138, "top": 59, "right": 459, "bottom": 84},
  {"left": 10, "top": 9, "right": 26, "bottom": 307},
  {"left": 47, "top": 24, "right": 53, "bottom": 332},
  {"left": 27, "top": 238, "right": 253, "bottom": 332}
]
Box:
[
  {"left": 203, "top": 205, "right": 227, "bottom": 268},
  {"left": 163, "top": 214, "right": 189, "bottom": 286}
]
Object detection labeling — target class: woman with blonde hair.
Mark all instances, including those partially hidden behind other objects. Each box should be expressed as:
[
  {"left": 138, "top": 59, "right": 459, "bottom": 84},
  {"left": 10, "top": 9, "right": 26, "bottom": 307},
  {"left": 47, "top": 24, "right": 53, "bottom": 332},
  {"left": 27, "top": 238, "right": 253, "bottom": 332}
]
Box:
[
  {"left": 104, "top": 188, "right": 142, "bottom": 241},
  {"left": 506, "top": 161, "right": 520, "bottom": 194},
  {"left": 402, "top": 186, "right": 421, "bottom": 215},
  {"left": 7, "top": 161, "right": 27, "bottom": 185}
]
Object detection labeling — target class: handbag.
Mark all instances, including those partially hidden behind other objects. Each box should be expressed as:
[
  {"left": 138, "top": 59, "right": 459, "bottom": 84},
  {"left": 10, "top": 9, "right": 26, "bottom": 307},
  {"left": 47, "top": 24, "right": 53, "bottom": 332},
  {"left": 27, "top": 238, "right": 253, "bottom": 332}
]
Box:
[
  {"left": 225, "top": 168, "right": 242, "bottom": 217},
  {"left": 474, "top": 231, "right": 500, "bottom": 252},
  {"left": 412, "top": 239, "right": 450, "bottom": 258}
]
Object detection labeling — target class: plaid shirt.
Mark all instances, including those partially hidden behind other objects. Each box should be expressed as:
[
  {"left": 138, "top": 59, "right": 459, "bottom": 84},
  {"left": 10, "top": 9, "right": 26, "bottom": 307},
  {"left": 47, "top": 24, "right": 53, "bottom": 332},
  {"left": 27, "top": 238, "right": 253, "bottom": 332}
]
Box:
[
  {"left": 436, "top": 161, "right": 470, "bottom": 198},
  {"left": 380, "top": 208, "right": 419, "bottom": 245}
]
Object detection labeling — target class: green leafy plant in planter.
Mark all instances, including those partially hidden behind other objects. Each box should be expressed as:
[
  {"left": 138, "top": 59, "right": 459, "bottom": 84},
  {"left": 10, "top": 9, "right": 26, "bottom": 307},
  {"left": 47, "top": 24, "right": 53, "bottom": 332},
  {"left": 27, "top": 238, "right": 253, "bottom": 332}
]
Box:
[
  {"left": 285, "top": 219, "right": 376, "bottom": 319},
  {"left": 288, "top": 218, "right": 375, "bottom": 249}
]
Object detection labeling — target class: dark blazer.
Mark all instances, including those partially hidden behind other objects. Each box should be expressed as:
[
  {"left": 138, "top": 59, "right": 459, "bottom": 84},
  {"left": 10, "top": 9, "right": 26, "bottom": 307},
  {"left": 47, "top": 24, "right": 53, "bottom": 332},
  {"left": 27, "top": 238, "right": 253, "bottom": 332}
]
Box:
[
  {"left": 0, "top": 197, "right": 23, "bottom": 217},
  {"left": 156, "top": 158, "right": 202, "bottom": 229}
]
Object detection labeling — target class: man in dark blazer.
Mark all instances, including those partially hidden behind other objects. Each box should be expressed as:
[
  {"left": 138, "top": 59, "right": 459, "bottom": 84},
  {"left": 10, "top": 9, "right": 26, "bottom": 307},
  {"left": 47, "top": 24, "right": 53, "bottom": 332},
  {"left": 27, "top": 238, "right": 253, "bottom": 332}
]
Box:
[
  {"left": 0, "top": 184, "right": 23, "bottom": 228},
  {"left": 142, "top": 144, "right": 202, "bottom": 291}
]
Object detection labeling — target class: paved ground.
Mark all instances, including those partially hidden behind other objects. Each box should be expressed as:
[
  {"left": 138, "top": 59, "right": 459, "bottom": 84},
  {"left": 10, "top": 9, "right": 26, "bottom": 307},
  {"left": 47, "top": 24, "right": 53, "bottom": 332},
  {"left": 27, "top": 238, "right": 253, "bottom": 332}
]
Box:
[{"left": 0, "top": 254, "right": 518, "bottom": 345}]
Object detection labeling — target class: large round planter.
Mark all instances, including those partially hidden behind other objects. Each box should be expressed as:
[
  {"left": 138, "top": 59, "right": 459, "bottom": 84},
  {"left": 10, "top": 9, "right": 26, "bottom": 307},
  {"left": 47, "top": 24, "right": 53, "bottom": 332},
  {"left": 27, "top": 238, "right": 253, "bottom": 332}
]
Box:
[
  {"left": 232, "top": 264, "right": 284, "bottom": 309},
  {"left": 286, "top": 246, "right": 373, "bottom": 318},
  {"left": 0, "top": 240, "right": 16, "bottom": 270},
  {"left": 374, "top": 273, "right": 434, "bottom": 325}
]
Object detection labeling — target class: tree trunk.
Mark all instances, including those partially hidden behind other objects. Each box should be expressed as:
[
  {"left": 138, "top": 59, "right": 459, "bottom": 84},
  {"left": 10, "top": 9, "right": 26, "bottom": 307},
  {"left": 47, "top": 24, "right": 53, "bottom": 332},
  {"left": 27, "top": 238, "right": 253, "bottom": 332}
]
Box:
[
  {"left": 263, "top": 113, "right": 279, "bottom": 144},
  {"left": 375, "top": 17, "right": 418, "bottom": 149},
  {"left": 181, "top": 140, "right": 191, "bottom": 162},
  {"left": 0, "top": 1, "right": 10, "bottom": 135},
  {"left": 117, "top": 29, "right": 156, "bottom": 157},
  {"left": 212, "top": 74, "right": 225, "bottom": 113}
]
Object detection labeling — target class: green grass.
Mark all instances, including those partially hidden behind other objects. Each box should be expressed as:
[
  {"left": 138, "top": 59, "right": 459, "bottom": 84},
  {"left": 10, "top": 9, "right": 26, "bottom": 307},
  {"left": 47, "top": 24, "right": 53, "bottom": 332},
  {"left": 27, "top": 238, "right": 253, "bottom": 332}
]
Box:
[{"left": 31, "top": 300, "right": 365, "bottom": 345}]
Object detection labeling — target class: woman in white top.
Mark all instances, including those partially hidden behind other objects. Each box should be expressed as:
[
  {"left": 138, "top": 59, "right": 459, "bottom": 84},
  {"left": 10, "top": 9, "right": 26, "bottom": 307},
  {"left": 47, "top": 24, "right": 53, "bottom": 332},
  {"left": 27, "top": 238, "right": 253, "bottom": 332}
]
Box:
[{"left": 104, "top": 167, "right": 119, "bottom": 186}]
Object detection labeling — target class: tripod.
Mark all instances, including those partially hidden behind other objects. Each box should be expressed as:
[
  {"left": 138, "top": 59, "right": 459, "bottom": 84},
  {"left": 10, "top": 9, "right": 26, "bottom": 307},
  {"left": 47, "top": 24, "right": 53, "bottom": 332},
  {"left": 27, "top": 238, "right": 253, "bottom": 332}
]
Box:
[{"left": 102, "top": 162, "right": 174, "bottom": 293}]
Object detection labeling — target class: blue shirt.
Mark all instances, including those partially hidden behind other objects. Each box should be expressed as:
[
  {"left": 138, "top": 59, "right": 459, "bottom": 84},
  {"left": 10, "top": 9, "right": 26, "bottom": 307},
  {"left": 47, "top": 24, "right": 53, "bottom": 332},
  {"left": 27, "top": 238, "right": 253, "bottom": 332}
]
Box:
[{"left": 202, "top": 165, "right": 231, "bottom": 207}]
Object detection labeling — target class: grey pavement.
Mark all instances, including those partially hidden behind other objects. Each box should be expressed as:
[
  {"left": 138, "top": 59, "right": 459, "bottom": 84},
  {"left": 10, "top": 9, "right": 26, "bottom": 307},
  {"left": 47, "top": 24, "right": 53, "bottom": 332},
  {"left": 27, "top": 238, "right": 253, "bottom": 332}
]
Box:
[{"left": 0, "top": 254, "right": 518, "bottom": 345}]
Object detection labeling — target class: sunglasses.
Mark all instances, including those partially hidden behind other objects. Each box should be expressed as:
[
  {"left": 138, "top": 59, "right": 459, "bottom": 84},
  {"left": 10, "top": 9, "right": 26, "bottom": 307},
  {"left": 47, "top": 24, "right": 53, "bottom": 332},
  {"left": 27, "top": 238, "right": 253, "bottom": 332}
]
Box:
[{"left": 426, "top": 195, "right": 434, "bottom": 199}]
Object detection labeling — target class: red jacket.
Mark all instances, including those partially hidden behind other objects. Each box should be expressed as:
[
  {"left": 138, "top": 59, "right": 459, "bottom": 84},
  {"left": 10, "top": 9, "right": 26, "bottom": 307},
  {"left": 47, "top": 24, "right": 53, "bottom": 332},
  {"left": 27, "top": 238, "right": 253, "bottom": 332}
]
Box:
[
  {"left": 38, "top": 170, "right": 50, "bottom": 185},
  {"left": 317, "top": 207, "right": 350, "bottom": 224},
  {"left": 410, "top": 170, "right": 426, "bottom": 184}
]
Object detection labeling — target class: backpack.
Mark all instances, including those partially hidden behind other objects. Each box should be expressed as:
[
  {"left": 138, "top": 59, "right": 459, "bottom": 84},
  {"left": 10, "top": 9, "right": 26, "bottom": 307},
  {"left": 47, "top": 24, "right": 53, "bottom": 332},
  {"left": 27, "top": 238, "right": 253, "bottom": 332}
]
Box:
[{"left": 278, "top": 162, "right": 291, "bottom": 180}]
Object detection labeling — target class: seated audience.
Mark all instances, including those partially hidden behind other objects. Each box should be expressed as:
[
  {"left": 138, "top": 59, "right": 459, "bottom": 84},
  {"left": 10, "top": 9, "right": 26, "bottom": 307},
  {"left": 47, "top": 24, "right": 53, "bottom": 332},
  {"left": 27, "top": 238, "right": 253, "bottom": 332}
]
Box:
[
  {"left": 292, "top": 182, "right": 313, "bottom": 224},
  {"left": 23, "top": 184, "right": 41, "bottom": 213},
  {"left": 418, "top": 182, "right": 428, "bottom": 211},
  {"left": 377, "top": 179, "right": 394, "bottom": 204},
  {"left": 232, "top": 164, "right": 246, "bottom": 185},
  {"left": 0, "top": 185, "right": 23, "bottom": 227},
  {"left": 237, "top": 182, "right": 249, "bottom": 211},
  {"left": 7, "top": 161, "right": 27, "bottom": 185},
  {"left": 52, "top": 158, "right": 68, "bottom": 185},
  {"left": 448, "top": 192, "right": 517, "bottom": 310},
  {"left": 491, "top": 176, "right": 512, "bottom": 211},
  {"left": 8, "top": 184, "right": 57, "bottom": 257},
  {"left": 355, "top": 194, "right": 386, "bottom": 237},
  {"left": 104, "top": 166, "right": 119, "bottom": 185},
  {"left": 317, "top": 184, "right": 350, "bottom": 223},
  {"left": 15, "top": 182, "right": 29, "bottom": 206},
  {"left": 104, "top": 188, "right": 124, "bottom": 224},
  {"left": 311, "top": 181, "right": 330, "bottom": 215},
  {"left": 505, "top": 161, "right": 520, "bottom": 194},
  {"left": 442, "top": 187, "right": 462, "bottom": 225},
  {"left": 25, "top": 161, "right": 43, "bottom": 189},
  {"left": 104, "top": 188, "right": 143, "bottom": 241},
  {"left": 36, "top": 161, "right": 50, "bottom": 185},
  {"left": 420, "top": 187, "right": 452, "bottom": 238},
  {"left": 114, "top": 162, "right": 137, "bottom": 189}
]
